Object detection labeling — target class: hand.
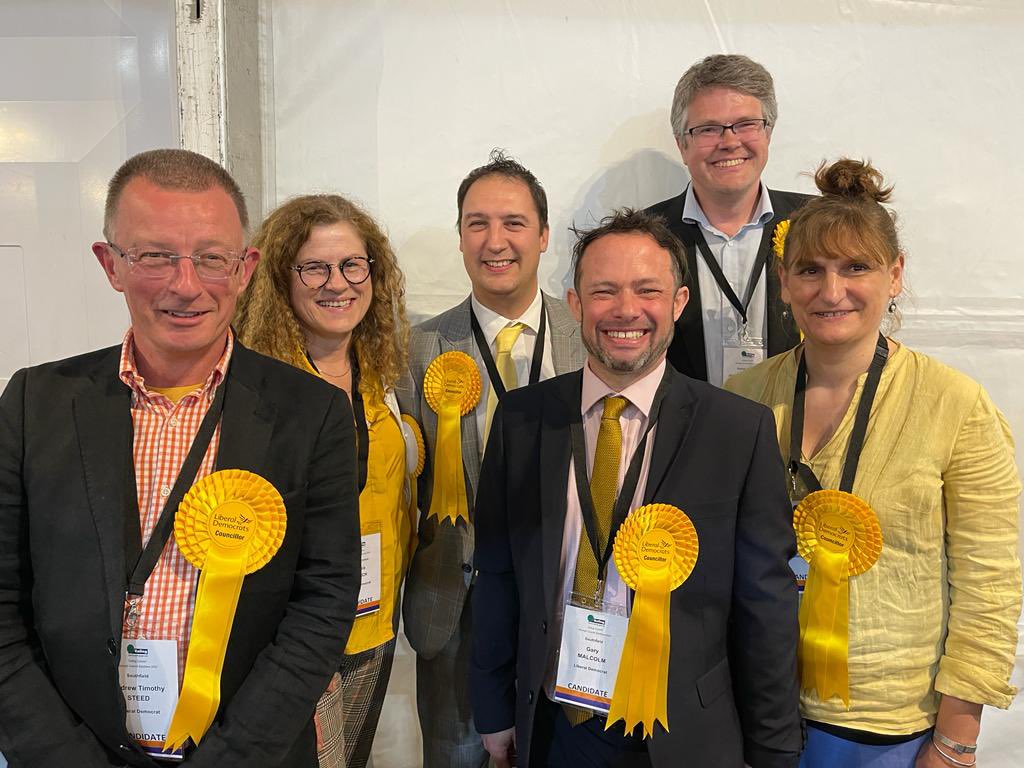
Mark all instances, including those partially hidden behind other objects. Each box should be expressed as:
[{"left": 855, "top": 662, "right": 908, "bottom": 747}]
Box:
[
  {"left": 314, "top": 672, "right": 342, "bottom": 751},
  {"left": 481, "top": 726, "right": 516, "bottom": 768},
  {"left": 916, "top": 739, "right": 975, "bottom": 768}
]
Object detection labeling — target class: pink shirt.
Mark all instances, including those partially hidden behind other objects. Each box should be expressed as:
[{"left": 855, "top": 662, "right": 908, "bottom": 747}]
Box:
[{"left": 544, "top": 358, "right": 666, "bottom": 695}]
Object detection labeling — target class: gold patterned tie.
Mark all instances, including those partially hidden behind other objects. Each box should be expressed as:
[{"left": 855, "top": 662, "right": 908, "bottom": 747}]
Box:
[
  {"left": 565, "top": 394, "right": 628, "bottom": 726},
  {"left": 483, "top": 322, "right": 525, "bottom": 444}
]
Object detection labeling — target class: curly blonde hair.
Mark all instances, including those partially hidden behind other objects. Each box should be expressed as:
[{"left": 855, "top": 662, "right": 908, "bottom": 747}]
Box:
[{"left": 235, "top": 194, "right": 409, "bottom": 393}]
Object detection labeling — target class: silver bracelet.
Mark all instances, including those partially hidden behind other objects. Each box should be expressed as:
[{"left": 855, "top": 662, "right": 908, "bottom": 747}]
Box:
[
  {"left": 931, "top": 739, "right": 977, "bottom": 767},
  {"left": 933, "top": 731, "right": 977, "bottom": 755}
]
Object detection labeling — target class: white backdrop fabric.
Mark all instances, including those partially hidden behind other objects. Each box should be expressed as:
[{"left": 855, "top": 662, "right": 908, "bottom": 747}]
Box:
[{"left": 266, "top": 2, "right": 1023, "bottom": 766}]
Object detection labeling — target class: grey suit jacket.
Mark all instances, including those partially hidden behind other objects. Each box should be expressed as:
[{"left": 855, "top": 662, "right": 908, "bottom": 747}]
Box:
[{"left": 397, "top": 292, "right": 585, "bottom": 659}]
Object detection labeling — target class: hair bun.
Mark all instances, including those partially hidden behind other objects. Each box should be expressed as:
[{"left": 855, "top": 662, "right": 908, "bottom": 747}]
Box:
[{"left": 814, "top": 158, "right": 893, "bottom": 203}]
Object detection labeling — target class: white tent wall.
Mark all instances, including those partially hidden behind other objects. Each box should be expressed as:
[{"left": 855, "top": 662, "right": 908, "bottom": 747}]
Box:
[{"left": 265, "top": 1, "right": 1023, "bottom": 766}]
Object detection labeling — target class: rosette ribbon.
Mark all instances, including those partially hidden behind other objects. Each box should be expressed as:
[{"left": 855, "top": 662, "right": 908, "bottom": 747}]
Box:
[
  {"left": 606, "top": 504, "right": 698, "bottom": 737},
  {"left": 423, "top": 351, "right": 481, "bottom": 525},
  {"left": 794, "top": 489, "right": 882, "bottom": 707},
  {"left": 163, "top": 469, "right": 286, "bottom": 751}
]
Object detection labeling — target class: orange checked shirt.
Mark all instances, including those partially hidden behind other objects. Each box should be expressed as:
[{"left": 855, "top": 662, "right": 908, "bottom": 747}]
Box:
[{"left": 118, "top": 329, "right": 232, "bottom": 682}]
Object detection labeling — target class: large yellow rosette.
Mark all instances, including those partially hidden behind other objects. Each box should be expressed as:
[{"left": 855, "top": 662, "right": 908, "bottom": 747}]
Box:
[
  {"left": 163, "top": 469, "right": 286, "bottom": 751},
  {"left": 606, "top": 503, "right": 698, "bottom": 737},
  {"left": 794, "top": 489, "right": 882, "bottom": 708},
  {"left": 423, "top": 351, "right": 481, "bottom": 525}
]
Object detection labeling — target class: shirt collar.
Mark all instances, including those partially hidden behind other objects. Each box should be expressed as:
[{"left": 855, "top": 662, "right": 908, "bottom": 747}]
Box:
[
  {"left": 681, "top": 182, "right": 774, "bottom": 237},
  {"left": 119, "top": 328, "right": 233, "bottom": 401},
  {"left": 580, "top": 358, "right": 667, "bottom": 419},
  {"left": 470, "top": 289, "right": 544, "bottom": 347}
]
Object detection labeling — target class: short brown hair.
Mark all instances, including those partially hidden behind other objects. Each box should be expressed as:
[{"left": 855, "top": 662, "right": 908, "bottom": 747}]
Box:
[
  {"left": 571, "top": 208, "right": 688, "bottom": 291},
  {"left": 456, "top": 148, "right": 548, "bottom": 231},
  {"left": 671, "top": 54, "right": 777, "bottom": 140},
  {"left": 782, "top": 158, "right": 900, "bottom": 272},
  {"left": 234, "top": 194, "right": 409, "bottom": 393},
  {"left": 104, "top": 148, "right": 249, "bottom": 238}
]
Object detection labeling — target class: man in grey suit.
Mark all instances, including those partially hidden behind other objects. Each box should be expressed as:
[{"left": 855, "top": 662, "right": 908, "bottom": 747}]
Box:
[{"left": 397, "top": 150, "right": 585, "bottom": 767}]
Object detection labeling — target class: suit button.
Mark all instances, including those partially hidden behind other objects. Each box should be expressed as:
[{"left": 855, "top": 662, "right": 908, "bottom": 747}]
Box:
[
  {"left": 541, "top": 620, "right": 547, "bottom": 634},
  {"left": 461, "top": 562, "right": 472, "bottom": 574},
  {"left": 527, "top": 690, "right": 534, "bottom": 704},
  {"left": 107, "top": 638, "right": 118, "bottom": 656}
]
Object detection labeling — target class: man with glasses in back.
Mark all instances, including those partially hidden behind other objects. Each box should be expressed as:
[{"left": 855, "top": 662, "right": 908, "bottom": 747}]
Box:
[
  {"left": 0, "top": 149, "right": 360, "bottom": 767},
  {"left": 647, "top": 54, "right": 811, "bottom": 385}
]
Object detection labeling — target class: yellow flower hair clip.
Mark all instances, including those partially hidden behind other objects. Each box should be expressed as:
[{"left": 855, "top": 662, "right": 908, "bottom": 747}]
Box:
[{"left": 772, "top": 219, "right": 790, "bottom": 262}]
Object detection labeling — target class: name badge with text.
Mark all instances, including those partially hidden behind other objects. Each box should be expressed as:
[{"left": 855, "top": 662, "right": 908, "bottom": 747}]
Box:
[
  {"left": 552, "top": 599, "right": 629, "bottom": 714},
  {"left": 723, "top": 342, "right": 765, "bottom": 381},
  {"left": 357, "top": 529, "right": 382, "bottom": 616},
  {"left": 119, "top": 638, "right": 183, "bottom": 761}
]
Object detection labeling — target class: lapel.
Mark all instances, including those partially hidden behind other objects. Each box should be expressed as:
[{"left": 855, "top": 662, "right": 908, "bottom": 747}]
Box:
[
  {"left": 543, "top": 292, "right": 582, "bottom": 375},
  {"left": 763, "top": 189, "right": 802, "bottom": 356},
  {"left": 438, "top": 297, "right": 483, "bottom": 498},
  {"left": 540, "top": 370, "right": 580, "bottom": 622},
  {"left": 672, "top": 220, "right": 709, "bottom": 381},
  {"left": 215, "top": 344, "right": 275, "bottom": 473},
  {"left": 73, "top": 349, "right": 134, "bottom": 638},
  {"left": 643, "top": 367, "right": 697, "bottom": 503}
]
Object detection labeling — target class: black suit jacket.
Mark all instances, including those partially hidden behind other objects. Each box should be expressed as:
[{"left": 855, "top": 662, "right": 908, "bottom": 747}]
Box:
[
  {"left": 0, "top": 341, "right": 360, "bottom": 767},
  {"left": 470, "top": 364, "right": 801, "bottom": 768},
  {"left": 646, "top": 188, "right": 811, "bottom": 381}
]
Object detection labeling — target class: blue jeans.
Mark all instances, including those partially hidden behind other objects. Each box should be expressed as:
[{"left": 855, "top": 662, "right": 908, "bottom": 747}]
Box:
[{"left": 800, "top": 726, "right": 930, "bottom": 768}]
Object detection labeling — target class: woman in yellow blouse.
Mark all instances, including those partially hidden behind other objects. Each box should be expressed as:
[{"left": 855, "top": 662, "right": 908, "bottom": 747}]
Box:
[
  {"left": 726, "top": 159, "right": 1020, "bottom": 768},
  {"left": 235, "top": 194, "right": 421, "bottom": 768}
]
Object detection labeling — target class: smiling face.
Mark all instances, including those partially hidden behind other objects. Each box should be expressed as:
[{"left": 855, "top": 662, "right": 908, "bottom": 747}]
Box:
[
  {"left": 288, "top": 222, "right": 373, "bottom": 353},
  {"left": 459, "top": 174, "right": 548, "bottom": 316},
  {"left": 677, "top": 86, "right": 771, "bottom": 208},
  {"left": 781, "top": 246, "right": 903, "bottom": 353},
  {"left": 567, "top": 232, "right": 688, "bottom": 388},
  {"left": 93, "top": 177, "right": 257, "bottom": 383}
]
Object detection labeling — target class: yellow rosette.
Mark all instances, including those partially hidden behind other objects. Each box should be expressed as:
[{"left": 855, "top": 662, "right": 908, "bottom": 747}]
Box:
[
  {"left": 163, "top": 469, "right": 286, "bottom": 751},
  {"left": 794, "top": 489, "right": 882, "bottom": 708},
  {"left": 606, "top": 503, "right": 698, "bottom": 737},
  {"left": 773, "top": 218, "right": 790, "bottom": 262},
  {"left": 423, "top": 351, "right": 481, "bottom": 525}
]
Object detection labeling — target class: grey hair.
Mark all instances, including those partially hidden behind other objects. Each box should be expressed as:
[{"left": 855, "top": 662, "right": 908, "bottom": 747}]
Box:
[{"left": 670, "top": 54, "right": 778, "bottom": 141}]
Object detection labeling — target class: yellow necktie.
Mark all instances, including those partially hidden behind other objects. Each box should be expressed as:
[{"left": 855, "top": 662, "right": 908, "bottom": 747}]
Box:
[
  {"left": 565, "top": 394, "right": 628, "bottom": 726},
  {"left": 483, "top": 322, "right": 525, "bottom": 443}
]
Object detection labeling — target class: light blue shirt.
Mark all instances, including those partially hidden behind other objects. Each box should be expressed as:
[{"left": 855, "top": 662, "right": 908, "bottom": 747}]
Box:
[{"left": 682, "top": 183, "right": 775, "bottom": 386}]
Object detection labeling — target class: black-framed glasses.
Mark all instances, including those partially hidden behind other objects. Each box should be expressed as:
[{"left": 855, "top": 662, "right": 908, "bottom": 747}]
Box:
[
  {"left": 684, "top": 118, "right": 770, "bottom": 146},
  {"left": 106, "top": 242, "right": 246, "bottom": 281},
  {"left": 290, "top": 257, "right": 374, "bottom": 289}
]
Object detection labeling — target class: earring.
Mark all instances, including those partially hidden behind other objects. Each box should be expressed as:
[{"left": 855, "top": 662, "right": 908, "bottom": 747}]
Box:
[
  {"left": 781, "top": 305, "right": 791, "bottom": 321},
  {"left": 888, "top": 297, "right": 897, "bottom": 314}
]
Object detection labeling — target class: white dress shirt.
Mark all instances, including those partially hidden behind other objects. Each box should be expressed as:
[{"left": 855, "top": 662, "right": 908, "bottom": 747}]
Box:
[
  {"left": 682, "top": 183, "right": 775, "bottom": 386},
  {"left": 470, "top": 289, "right": 556, "bottom": 454}
]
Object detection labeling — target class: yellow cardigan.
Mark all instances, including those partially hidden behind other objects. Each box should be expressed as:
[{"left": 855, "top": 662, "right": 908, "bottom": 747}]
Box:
[
  {"left": 726, "top": 342, "right": 1021, "bottom": 735},
  {"left": 299, "top": 354, "right": 420, "bottom": 654}
]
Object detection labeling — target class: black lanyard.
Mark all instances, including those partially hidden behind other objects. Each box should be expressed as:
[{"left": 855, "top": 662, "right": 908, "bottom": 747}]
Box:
[
  {"left": 469, "top": 300, "right": 547, "bottom": 399},
  {"left": 569, "top": 367, "right": 671, "bottom": 584},
  {"left": 693, "top": 229, "right": 767, "bottom": 328},
  {"left": 124, "top": 373, "right": 229, "bottom": 600},
  {"left": 788, "top": 333, "right": 889, "bottom": 495},
  {"left": 306, "top": 352, "right": 369, "bottom": 494}
]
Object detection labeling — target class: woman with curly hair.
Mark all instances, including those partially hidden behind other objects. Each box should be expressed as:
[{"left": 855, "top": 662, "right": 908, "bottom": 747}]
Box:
[
  {"left": 236, "top": 194, "right": 422, "bottom": 768},
  {"left": 726, "top": 159, "right": 1020, "bottom": 767}
]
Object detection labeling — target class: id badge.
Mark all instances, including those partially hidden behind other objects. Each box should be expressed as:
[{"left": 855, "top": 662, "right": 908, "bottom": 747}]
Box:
[
  {"left": 551, "top": 594, "right": 629, "bottom": 715},
  {"left": 119, "top": 639, "right": 184, "bottom": 761},
  {"left": 722, "top": 342, "right": 765, "bottom": 381},
  {"left": 356, "top": 523, "right": 382, "bottom": 617}
]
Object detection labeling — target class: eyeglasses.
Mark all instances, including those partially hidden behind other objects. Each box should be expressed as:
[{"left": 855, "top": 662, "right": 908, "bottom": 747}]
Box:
[
  {"left": 290, "top": 257, "right": 374, "bottom": 289},
  {"left": 684, "top": 118, "right": 770, "bottom": 146},
  {"left": 106, "top": 242, "right": 246, "bottom": 281}
]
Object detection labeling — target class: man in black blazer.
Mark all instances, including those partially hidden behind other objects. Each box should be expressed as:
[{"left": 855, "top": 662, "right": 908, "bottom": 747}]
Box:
[
  {"left": 0, "top": 149, "right": 360, "bottom": 766},
  {"left": 471, "top": 209, "right": 800, "bottom": 767},
  {"left": 646, "top": 54, "right": 811, "bottom": 384}
]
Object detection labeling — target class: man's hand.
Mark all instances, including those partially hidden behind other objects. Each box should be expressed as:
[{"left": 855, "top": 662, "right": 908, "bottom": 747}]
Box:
[
  {"left": 314, "top": 672, "right": 342, "bottom": 751},
  {"left": 481, "top": 726, "right": 516, "bottom": 768}
]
